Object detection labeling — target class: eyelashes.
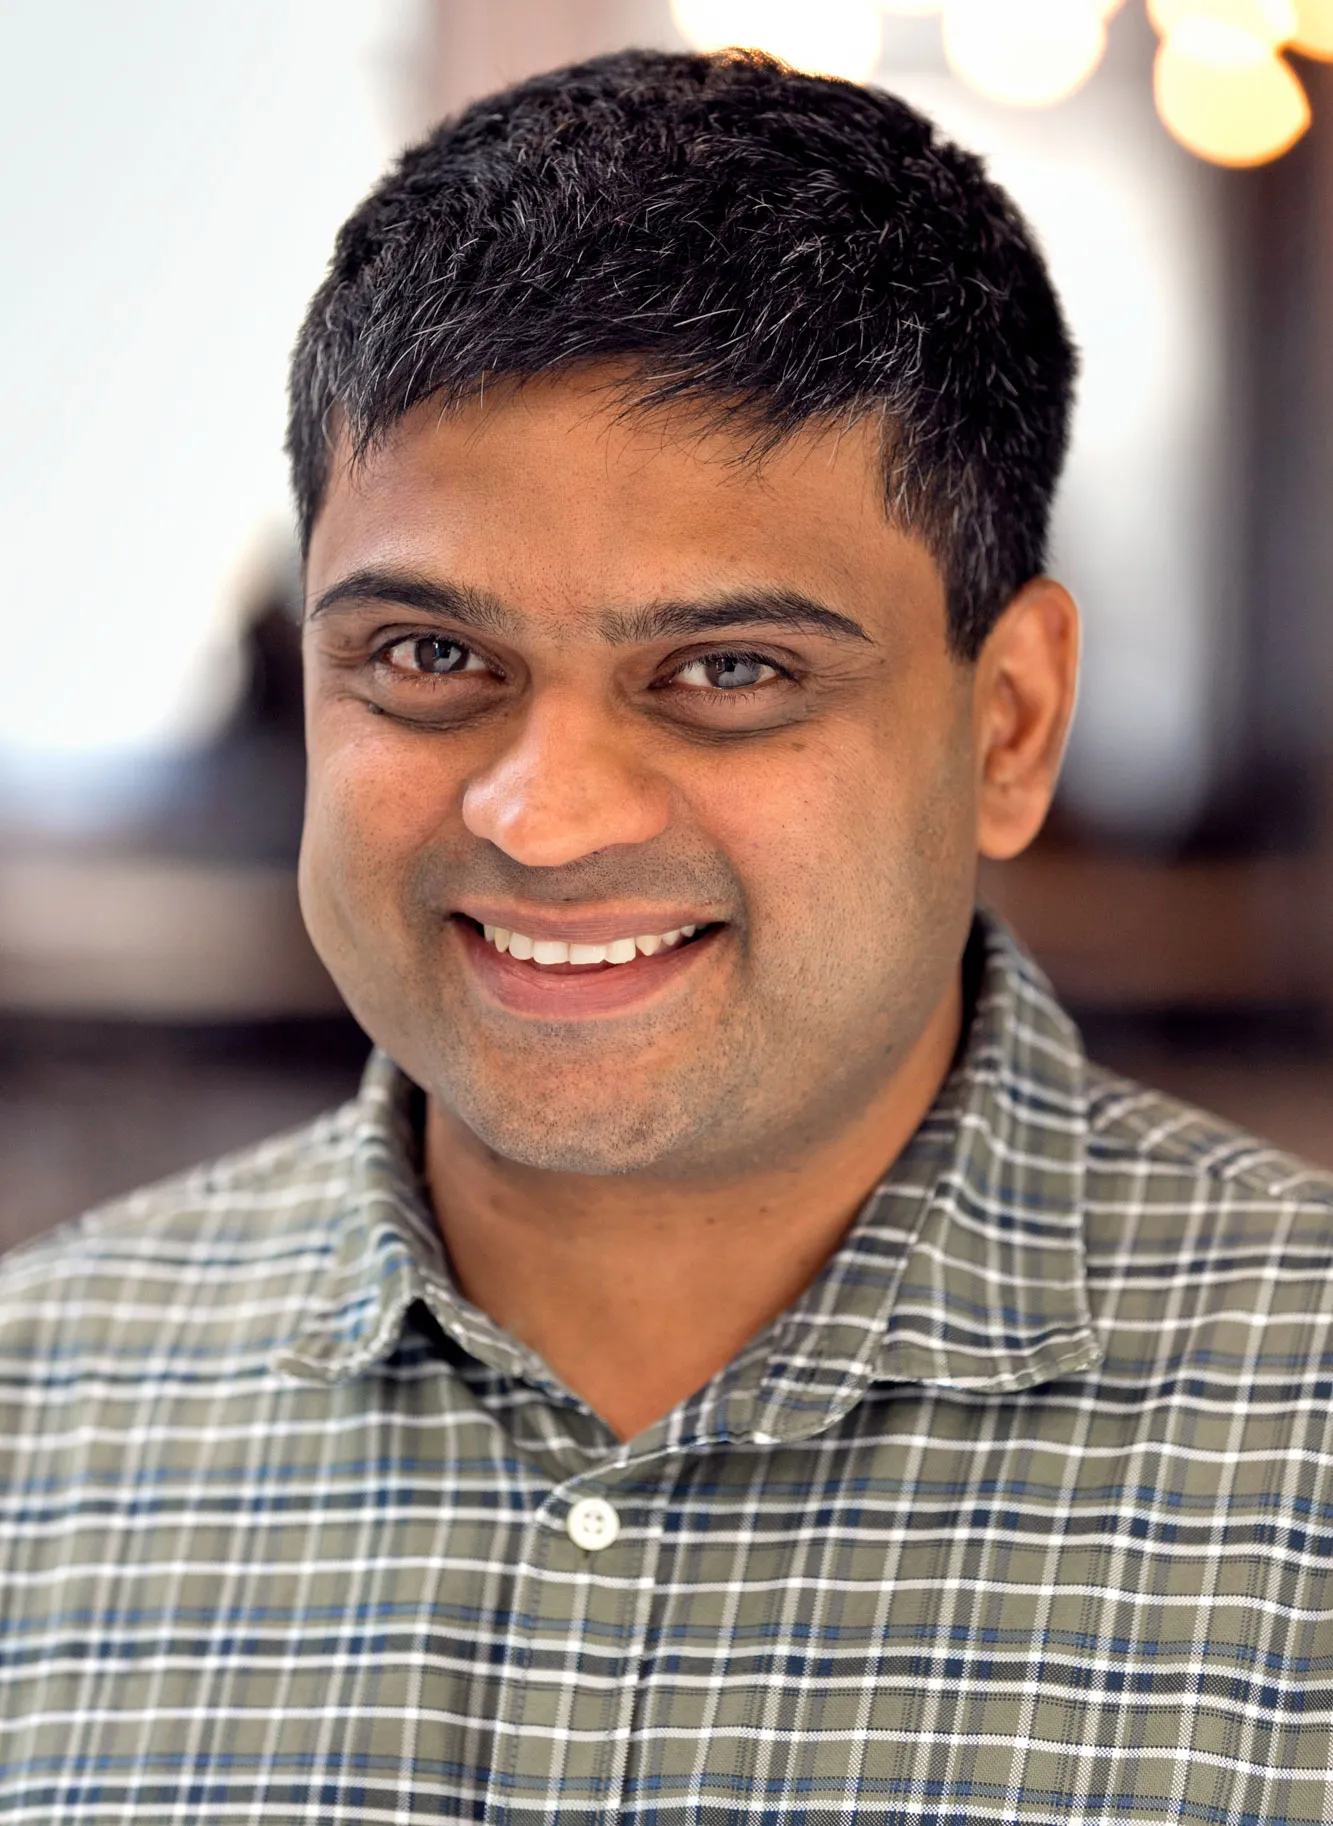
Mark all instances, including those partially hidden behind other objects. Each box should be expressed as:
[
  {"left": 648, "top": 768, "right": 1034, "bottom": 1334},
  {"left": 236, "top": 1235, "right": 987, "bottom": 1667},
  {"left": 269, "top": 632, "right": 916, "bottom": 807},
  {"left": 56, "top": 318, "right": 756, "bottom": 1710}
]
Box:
[
  {"left": 375, "top": 634, "right": 490, "bottom": 678},
  {"left": 660, "top": 651, "right": 791, "bottom": 695},
  {"left": 368, "top": 634, "right": 799, "bottom": 700}
]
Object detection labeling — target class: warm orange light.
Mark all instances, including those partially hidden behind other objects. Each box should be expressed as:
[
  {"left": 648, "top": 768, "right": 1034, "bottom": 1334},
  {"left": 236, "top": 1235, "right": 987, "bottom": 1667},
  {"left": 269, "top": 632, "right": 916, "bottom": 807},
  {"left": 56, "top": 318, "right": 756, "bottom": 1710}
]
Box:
[
  {"left": 669, "top": 0, "right": 883, "bottom": 77},
  {"left": 1149, "top": 0, "right": 1297, "bottom": 41},
  {"left": 1291, "top": 0, "right": 1333, "bottom": 55},
  {"left": 1154, "top": 31, "right": 1310, "bottom": 162},
  {"left": 943, "top": 0, "right": 1108, "bottom": 107},
  {"left": 889, "top": 0, "right": 1122, "bottom": 16}
]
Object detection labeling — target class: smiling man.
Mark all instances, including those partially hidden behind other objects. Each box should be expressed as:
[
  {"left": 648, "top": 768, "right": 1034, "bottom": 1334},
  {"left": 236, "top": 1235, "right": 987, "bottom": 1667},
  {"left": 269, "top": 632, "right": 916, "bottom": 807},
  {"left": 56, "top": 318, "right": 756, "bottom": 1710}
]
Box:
[
  {"left": 4, "top": 47, "right": 1333, "bottom": 1826},
  {"left": 297, "top": 375, "right": 1060, "bottom": 1441}
]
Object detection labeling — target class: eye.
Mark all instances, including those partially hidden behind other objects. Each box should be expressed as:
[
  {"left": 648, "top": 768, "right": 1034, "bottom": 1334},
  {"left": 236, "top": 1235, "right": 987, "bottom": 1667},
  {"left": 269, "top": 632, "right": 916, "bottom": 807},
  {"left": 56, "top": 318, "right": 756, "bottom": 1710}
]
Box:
[
  {"left": 669, "top": 651, "right": 785, "bottom": 692},
  {"left": 378, "top": 634, "right": 489, "bottom": 677}
]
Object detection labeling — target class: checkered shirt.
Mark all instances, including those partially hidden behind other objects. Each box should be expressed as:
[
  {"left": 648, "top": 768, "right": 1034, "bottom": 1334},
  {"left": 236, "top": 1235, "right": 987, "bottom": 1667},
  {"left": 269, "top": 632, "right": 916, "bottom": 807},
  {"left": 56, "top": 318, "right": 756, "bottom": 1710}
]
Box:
[{"left": 3, "top": 911, "right": 1333, "bottom": 1823}]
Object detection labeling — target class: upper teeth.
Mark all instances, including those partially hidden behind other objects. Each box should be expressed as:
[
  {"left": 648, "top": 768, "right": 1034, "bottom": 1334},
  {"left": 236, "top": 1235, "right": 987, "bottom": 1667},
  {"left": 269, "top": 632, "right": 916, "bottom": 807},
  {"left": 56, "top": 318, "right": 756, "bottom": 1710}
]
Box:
[{"left": 481, "top": 924, "right": 699, "bottom": 965}]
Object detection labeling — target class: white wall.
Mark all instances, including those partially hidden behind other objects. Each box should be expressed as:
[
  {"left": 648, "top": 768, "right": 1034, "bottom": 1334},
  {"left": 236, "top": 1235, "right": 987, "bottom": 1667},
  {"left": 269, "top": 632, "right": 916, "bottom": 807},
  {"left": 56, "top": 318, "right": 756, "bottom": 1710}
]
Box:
[
  {"left": 884, "top": 26, "right": 1236, "bottom": 842},
  {"left": 0, "top": 0, "right": 414, "bottom": 756}
]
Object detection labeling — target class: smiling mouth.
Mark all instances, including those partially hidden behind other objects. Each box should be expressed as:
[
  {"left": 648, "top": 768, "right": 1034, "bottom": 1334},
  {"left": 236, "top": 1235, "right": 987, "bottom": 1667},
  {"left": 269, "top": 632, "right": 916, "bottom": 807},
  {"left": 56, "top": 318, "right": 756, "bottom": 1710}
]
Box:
[{"left": 455, "top": 915, "right": 717, "bottom": 973}]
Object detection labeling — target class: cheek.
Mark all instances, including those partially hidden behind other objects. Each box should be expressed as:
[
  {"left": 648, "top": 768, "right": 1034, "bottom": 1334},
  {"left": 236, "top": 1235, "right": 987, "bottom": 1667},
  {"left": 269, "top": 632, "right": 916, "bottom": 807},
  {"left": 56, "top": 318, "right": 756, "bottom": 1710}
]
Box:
[
  {"left": 300, "top": 717, "right": 459, "bottom": 932},
  {"left": 719, "top": 725, "right": 908, "bottom": 861},
  {"left": 701, "top": 716, "right": 971, "bottom": 958},
  {"left": 682, "top": 734, "right": 885, "bottom": 955}
]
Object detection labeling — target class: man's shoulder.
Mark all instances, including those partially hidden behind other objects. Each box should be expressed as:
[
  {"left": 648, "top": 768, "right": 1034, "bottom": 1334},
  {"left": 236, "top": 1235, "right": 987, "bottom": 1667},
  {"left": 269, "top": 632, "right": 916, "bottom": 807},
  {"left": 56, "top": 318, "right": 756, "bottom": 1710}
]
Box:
[
  {"left": 1084, "top": 1059, "right": 1333, "bottom": 1205},
  {"left": 0, "top": 1095, "right": 364, "bottom": 1375},
  {"left": 1081, "top": 1058, "right": 1333, "bottom": 1309}
]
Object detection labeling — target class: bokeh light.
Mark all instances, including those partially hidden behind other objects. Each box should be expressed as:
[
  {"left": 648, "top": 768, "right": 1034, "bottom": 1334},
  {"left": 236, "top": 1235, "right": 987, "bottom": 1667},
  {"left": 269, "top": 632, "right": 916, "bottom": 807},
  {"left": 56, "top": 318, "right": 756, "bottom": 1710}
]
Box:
[
  {"left": 669, "top": 0, "right": 883, "bottom": 78},
  {"left": 942, "top": 0, "right": 1108, "bottom": 107},
  {"left": 1292, "top": 0, "right": 1333, "bottom": 54},
  {"left": 1154, "top": 27, "right": 1310, "bottom": 162},
  {"left": 1149, "top": 0, "right": 1297, "bottom": 39}
]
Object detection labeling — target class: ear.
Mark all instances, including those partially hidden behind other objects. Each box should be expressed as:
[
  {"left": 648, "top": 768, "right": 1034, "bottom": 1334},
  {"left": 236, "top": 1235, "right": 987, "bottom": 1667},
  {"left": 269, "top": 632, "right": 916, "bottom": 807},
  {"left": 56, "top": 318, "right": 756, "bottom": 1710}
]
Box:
[{"left": 973, "top": 578, "right": 1079, "bottom": 862}]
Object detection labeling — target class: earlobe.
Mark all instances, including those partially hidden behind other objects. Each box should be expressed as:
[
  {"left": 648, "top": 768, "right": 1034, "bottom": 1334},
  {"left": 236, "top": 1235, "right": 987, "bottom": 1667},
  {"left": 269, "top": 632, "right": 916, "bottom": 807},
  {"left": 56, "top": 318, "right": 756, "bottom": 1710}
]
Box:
[{"left": 974, "top": 579, "right": 1079, "bottom": 864}]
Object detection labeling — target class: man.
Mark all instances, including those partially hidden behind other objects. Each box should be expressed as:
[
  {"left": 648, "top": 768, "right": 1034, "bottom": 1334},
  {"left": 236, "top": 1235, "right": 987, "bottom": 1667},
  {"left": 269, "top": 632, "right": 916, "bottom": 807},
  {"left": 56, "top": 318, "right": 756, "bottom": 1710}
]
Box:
[{"left": 2, "top": 46, "right": 1330, "bottom": 1825}]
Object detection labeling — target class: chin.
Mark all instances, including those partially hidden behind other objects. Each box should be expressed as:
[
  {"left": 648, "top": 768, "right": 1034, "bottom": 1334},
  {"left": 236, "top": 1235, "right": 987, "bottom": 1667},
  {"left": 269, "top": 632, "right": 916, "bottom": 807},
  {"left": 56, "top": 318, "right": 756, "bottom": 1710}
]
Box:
[{"left": 449, "top": 1083, "right": 706, "bottom": 1178}]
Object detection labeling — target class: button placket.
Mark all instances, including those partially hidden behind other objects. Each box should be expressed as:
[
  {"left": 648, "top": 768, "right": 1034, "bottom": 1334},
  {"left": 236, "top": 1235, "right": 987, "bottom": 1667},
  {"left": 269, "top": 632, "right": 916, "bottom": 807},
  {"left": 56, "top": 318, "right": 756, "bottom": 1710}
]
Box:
[{"left": 482, "top": 1475, "right": 668, "bottom": 1826}]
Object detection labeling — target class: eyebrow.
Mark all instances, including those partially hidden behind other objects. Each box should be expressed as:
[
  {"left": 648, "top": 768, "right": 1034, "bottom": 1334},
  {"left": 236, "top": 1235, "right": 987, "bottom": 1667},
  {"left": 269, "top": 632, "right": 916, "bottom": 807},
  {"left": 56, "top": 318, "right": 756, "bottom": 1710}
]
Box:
[
  {"left": 308, "top": 571, "right": 521, "bottom": 637},
  {"left": 308, "top": 569, "right": 873, "bottom": 646},
  {"left": 603, "top": 592, "right": 872, "bottom": 646}
]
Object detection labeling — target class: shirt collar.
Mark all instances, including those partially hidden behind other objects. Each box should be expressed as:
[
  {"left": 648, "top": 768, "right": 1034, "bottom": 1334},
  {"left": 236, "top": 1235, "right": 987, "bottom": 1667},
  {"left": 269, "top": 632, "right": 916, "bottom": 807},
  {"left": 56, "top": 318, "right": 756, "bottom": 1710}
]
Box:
[
  {"left": 277, "top": 910, "right": 1102, "bottom": 1429},
  {"left": 272, "top": 1050, "right": 446, "bottom": 1384},
  {"left": 880, "top": 907, "right": 1101, "bottom": 1392}
]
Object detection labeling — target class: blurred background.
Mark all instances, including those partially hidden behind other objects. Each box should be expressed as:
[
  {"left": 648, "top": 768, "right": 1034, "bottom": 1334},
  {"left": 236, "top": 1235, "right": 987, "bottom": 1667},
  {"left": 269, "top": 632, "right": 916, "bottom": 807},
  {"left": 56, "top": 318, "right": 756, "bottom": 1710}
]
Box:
[{"left": 3, "top": 0, "right": 1332, "bottom": 1252}]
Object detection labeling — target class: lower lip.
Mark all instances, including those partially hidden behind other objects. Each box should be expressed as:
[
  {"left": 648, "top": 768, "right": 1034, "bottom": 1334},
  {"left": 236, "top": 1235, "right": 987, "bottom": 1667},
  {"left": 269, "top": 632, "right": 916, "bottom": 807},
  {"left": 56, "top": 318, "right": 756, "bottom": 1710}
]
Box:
[{"left": 451, "top": 916, "right": 723, "bottom": 1018}]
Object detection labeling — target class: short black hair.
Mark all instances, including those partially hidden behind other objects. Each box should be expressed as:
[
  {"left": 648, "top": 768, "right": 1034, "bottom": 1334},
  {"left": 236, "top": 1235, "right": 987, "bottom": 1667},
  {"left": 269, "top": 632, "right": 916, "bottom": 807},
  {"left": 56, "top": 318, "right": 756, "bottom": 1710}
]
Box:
[{"left": 287, "top": 48, "right": 1076, "bottom": 658}]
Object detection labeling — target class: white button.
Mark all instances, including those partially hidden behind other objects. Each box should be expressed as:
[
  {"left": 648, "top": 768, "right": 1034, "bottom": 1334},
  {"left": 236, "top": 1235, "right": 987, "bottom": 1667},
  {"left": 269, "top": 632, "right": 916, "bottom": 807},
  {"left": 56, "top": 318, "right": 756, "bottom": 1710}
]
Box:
[{"left": 566, "top": 1495, "right": 620, "bottom": 1552}]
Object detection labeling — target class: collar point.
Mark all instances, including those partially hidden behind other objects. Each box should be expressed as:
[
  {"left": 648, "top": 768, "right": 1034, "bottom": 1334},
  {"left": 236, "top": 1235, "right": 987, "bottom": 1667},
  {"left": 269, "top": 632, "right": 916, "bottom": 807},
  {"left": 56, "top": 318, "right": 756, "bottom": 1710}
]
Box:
[
  {"left": 269, "top": 1342, "right": 348, "bottom": 1386},
  {"left": 878, "top": 1328, "right": 1103, "bottom": 1397}
]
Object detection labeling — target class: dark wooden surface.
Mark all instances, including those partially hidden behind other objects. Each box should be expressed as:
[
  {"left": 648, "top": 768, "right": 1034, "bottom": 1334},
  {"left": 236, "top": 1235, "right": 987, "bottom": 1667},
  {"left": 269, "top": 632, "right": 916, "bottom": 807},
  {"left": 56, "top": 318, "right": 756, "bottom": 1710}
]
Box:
[{"left": 0, "top": 1017, "right": 369, "bottom": 1256}]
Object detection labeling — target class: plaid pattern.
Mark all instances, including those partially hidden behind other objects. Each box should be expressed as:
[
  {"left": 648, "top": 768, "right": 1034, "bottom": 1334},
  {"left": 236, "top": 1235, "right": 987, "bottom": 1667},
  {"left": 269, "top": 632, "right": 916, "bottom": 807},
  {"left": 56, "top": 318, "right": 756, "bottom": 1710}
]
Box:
[{"left": 3, "top": 910, "right": 1333, "bottom": 1823}]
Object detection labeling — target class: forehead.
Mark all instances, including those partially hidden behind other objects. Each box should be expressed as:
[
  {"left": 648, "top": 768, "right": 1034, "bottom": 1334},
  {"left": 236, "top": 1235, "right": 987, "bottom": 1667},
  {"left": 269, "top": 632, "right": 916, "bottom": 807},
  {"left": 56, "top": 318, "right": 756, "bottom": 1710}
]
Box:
[{"left": 306, "top": 373, "right": 943, "bottom": 629}]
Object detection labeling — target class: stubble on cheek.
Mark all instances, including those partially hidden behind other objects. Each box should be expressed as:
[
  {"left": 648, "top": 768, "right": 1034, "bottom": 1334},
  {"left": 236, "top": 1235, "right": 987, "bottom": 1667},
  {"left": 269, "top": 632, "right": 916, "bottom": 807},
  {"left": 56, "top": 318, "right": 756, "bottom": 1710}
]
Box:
[
  {"left": 399, "top": 866, "right": 770, "bottom": 1176},
  {"left": 297, "top": 777, "right": 440, "bottom": 1077},
  {"left": 296, "top": 706, "right": 973, "bottom": 1182},
  {"left": 298, "top": 829, "right": 757, "bottom": 1175},
  {"left": 758, "top": 724, "right": 975, "bottom": 1135}
]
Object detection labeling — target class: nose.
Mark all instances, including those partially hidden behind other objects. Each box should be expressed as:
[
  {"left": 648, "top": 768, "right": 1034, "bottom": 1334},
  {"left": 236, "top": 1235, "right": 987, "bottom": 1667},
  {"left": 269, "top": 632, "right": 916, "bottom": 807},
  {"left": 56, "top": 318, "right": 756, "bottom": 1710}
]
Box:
[{"left": 461, "top": 689, "right": 671, "bottom": 867}]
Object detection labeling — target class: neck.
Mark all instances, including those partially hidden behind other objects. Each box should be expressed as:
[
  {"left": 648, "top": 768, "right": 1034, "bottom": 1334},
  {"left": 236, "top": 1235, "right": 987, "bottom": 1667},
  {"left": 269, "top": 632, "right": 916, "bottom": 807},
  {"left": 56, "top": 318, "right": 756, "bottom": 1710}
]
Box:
[{"left": 424, "top": 974, "right": 963, "bottom": 1441}]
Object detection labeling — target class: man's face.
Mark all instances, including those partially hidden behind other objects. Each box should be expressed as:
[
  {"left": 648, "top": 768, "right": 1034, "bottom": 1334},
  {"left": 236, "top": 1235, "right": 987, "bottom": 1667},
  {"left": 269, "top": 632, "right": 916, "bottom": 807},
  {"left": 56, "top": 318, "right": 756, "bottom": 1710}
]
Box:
[{"left": 300, "top": 375, "right": 980, "bottom": 1181}]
